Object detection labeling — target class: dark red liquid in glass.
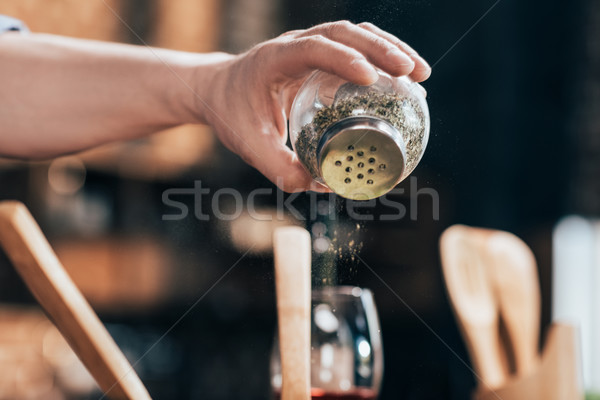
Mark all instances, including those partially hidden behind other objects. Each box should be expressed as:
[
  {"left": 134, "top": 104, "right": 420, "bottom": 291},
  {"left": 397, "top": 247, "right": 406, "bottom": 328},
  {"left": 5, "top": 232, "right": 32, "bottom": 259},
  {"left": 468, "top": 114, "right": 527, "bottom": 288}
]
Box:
[{"left": 274, "top": 388, "right": 377, "bottom": 400}]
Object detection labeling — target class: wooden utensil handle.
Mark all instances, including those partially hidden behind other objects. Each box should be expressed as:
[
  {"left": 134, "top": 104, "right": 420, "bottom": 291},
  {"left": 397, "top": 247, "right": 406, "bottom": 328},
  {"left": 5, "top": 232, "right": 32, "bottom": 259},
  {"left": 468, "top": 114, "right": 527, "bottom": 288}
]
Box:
[
  {"left": 510, "top": 326, "right": 540, "bottom": 376},
  {"left": 474, "top": 324, "right": 582, "bottom": 400},
  {"left": 274, "top": 227, "right": 311, "bottom": 400},
  {"left": 0, "top": 201, "right": 151, "bottom": 400},
  {"left": 466, "top": 323, "right": 509, "bottom": 390},
  {"left": 487, "top": 231, "right": 541, "bottom": 378}
]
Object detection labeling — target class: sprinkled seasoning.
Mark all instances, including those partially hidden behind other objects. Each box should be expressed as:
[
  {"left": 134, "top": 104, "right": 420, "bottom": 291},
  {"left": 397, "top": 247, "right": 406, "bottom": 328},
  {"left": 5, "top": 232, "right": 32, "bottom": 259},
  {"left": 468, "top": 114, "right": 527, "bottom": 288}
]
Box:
[{"left": 294, "top": 92, "right": 427, "bottom": 179}]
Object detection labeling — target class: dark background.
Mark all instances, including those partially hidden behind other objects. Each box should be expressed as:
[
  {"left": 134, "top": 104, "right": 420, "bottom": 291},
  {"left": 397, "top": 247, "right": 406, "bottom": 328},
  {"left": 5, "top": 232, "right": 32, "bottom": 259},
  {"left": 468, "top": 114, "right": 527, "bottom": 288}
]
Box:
[{"left": 1, "top": 0, "right": 598, "bottom": 399}]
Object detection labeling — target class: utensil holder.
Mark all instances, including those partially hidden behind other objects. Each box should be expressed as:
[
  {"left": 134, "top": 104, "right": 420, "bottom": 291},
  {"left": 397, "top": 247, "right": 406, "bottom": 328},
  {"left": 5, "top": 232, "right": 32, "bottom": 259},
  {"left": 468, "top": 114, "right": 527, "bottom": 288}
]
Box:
[{"left": 473, "top": 323, "right": 583, "bottom": 400}]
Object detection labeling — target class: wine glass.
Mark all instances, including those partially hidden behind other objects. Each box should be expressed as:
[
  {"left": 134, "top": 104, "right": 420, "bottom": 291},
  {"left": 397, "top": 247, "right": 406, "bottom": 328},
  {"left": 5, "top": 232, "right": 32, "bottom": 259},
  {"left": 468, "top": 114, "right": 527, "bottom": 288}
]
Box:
[{"left": 271, "top": 286, "right": 383, "bottom": 399}]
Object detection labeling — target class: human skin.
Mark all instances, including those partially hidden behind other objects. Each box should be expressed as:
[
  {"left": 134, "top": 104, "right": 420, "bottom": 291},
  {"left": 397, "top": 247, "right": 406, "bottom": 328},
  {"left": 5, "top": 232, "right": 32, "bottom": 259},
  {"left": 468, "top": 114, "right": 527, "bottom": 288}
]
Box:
[{"left": 0, "top": 21, "right": 430, "bottom": 192}]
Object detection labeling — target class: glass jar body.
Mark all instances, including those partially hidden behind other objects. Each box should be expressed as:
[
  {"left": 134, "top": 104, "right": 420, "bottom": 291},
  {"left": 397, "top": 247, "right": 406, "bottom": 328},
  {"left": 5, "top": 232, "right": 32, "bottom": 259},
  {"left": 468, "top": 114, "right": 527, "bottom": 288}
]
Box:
[{"left": 289, "top": 70, "right": 430, "bottom": 200}]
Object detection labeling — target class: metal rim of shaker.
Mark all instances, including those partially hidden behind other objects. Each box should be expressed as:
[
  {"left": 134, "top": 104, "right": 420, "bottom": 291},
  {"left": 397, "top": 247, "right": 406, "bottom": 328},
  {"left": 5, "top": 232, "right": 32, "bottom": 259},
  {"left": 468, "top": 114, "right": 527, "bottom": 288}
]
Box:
[{"left": 316, "top": 116, "right": 407, "bottom": 189}]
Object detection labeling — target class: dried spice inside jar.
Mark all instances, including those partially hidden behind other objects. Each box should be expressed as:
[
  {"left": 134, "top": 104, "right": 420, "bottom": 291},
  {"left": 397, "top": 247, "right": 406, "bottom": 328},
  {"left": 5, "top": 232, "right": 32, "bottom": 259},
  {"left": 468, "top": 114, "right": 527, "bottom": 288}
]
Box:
[{"left": 294, "top": 92, "right": 426, "bottom": 179}]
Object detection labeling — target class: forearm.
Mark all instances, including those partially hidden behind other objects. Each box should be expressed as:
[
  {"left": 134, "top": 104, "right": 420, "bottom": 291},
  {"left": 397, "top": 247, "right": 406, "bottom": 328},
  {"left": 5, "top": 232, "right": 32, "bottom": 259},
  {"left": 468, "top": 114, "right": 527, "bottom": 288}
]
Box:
[{"left": 0, "top": 32, "right": 230, "bottom": 159}]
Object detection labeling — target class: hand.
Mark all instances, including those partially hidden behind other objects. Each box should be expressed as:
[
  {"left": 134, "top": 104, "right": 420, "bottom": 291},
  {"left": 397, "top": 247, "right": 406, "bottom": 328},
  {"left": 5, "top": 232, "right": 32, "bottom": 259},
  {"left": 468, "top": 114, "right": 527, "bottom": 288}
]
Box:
[{"left": 200, "top": 21, "right": 431, "bottom": 192}]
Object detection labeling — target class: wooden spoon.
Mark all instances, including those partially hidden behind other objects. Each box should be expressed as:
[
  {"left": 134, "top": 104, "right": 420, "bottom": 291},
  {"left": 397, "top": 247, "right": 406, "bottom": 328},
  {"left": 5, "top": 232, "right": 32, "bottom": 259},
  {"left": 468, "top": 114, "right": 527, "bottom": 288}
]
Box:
[
  {"left": 487, "top": 231, "right": 541, "bottom": 377},
  {"left": 440, "top": 225, "right": 509, "bottom": 390},
  {"left": 273, "top": 226, "right": 311, "bottom": 400},
  {"left": 0, "top": 201, "right": 151, "bottom": 400}
]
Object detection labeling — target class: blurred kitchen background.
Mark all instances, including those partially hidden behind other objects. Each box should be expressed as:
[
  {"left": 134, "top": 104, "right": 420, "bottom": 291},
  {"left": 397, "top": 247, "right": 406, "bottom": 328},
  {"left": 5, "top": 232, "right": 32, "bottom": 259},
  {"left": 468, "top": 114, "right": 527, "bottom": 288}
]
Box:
[{"left": 0, "top": 0, "right": 598, "bottom": 399}]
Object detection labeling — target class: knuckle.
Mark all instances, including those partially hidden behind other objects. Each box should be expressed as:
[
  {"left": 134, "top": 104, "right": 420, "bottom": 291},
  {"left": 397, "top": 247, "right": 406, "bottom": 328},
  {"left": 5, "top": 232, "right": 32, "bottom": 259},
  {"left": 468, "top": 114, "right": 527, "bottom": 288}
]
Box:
[
  {"left": 280, "top": 29, "right": 303, "bottom": 38},
  {"left": 335, "top": 20, "right": 354, "bottom": 29},
  {"left": 311, "top": 34, "right": 327, "bottom": 43},
  {"left": 327, "top": 20, "right": 353, "bottom": 36},
  {"left": 253, "top": 41, "right": 277, "bottom": 58},
  {"left": 371, "top": 36, "right": 391, "bottom": 49},
  {"left": 358, "top": 21, "right": 376, "bottom": 30},
  {"left": 297, "top": 35, "right": 326, "bottom": 49}
]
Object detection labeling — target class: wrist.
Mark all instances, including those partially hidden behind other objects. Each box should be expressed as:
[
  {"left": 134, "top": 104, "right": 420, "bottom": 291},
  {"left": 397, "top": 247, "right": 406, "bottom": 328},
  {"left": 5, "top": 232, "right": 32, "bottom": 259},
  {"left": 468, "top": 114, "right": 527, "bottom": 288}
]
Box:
[{"left": 172, "top": 52, "right": 236, "bottom": 126}]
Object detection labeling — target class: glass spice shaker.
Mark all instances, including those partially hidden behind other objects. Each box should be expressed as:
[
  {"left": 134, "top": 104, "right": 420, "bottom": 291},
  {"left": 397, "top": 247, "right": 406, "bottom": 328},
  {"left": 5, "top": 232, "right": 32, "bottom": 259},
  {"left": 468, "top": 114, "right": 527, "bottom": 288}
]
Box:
[{"left": 289, "top": 69, "right": 430, "bottom": 200}]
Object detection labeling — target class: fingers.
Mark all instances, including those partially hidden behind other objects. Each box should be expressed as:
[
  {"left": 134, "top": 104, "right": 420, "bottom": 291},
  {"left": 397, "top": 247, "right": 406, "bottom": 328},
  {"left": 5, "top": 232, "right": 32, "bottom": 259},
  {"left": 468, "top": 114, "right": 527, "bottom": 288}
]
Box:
[
  {"left": 269, "top": 35, "right": 379, "bottom": 86},
  {"left": 277, "top": 21, "right": 431, "bottom": 83},
  {"left": 357, "top": 22, "right": 431, "bottom": 82},
  {"left": 263, "top": 149, "right": 331, "bottom": 193},
  {"left": 298, "top": 21, "right": 416, "bottom": 77},
  {"left": 241, "top": 129, "right": 331, "bottom": 193}
]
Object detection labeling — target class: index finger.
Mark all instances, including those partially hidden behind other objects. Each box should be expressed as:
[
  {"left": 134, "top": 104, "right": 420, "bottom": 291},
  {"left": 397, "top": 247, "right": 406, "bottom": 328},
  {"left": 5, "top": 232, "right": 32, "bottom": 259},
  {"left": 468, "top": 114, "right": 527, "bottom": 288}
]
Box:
[
  {"left": 298, "top": 21, "right": 416, "bottom": 77},
  {"left": 267, "top": 35, "right": 380, "bottom": 86},
  {"left": 358, "top": 22, "right": 431, "bottom": 82}
]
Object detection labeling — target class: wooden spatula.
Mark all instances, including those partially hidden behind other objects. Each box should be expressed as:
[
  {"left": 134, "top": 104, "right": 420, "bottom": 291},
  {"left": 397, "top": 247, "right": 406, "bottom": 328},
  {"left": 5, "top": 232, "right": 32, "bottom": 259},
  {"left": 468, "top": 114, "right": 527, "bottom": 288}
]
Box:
[
  {"left": 487, "top": 231, "right": 541, "bottom": 377},
  {"left": 0, "top": 201, "right": 151, "bottom": 400},
  {"left": 440, "top": 225, "right": 509, "bottom": 390},
  {"left": 273, "top": 226, "right": 311, "bottom": 400}
]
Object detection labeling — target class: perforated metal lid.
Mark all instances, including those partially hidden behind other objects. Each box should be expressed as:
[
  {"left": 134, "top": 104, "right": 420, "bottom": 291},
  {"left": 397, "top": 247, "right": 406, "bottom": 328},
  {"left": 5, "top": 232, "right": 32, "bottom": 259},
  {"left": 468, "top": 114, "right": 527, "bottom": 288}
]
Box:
[{"left": 317, "top": 117, "right": 406, "bottom": 200}]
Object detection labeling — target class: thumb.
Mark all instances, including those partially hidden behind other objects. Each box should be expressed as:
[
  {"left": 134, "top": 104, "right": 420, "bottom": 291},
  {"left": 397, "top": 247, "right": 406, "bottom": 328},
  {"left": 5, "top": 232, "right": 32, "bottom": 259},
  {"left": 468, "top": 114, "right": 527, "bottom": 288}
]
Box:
[{"left": 250, "top": 135, "right": 330, "bottom": 193}]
